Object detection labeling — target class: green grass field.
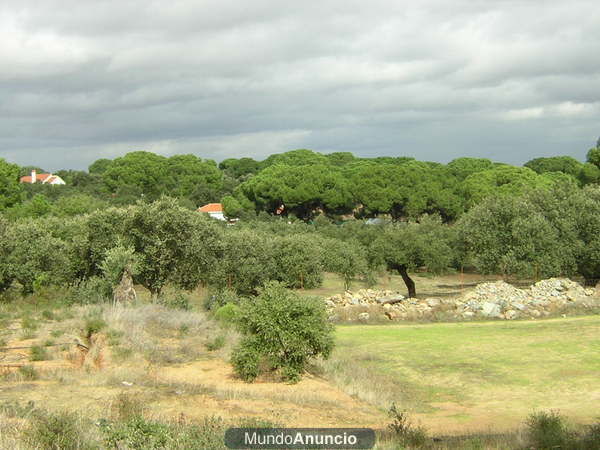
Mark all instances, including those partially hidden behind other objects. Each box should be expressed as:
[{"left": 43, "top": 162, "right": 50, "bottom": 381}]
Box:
[{"left": 324, "top": 315, "right": 600, "bottom": 434}]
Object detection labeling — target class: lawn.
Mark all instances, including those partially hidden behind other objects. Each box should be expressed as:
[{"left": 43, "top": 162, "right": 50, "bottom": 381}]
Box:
[{"left": 324, "top": 315, "right": 600, "bottom": 434}]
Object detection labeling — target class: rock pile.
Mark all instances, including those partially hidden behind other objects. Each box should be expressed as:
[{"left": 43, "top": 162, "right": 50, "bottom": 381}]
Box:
[
  {"left": 326, "top": 289, "right": 405, "bottom": 308},
  {"left": 325, "top": 278, "right": 597, "bottom": 322}
]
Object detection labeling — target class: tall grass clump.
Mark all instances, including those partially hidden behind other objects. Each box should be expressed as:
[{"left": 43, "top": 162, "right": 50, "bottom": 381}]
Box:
[
  {"left": 525, "top": 410, "right": 573, "bottom": 449},
  {"left": 22, "top": 409, "right": 90, "bottom": 450}
]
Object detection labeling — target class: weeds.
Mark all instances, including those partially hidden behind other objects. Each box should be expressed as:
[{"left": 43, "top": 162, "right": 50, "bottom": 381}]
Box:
[
  {"left": 30, "top": 345, "right": 50, "bottom": 361},
  {"left": 111, "top": 393, "right": 146, "bottom": 421},
  {"left": 50, "top": 329, "right": 64, "bottom": 338},
  {"left": 206, "top": 335, "right": 226, "bottom": 351},
  {"left": 84, "top": 316, "right": 107, "bottom": 340},
  {"left": 41, "top": 309, "right": 55, "bottom": 320},
  {"left": 526, "top": 410, "right": 572, "bottom": 449},
  {"left": 18, "top": 365, "right": 39, "bottom": 380},
  {"left": 22, "top": 409, "right": 89, "bottom": 450},
  {"left": 159, "top": 292, "right": 192, "bottom": 311},
  {"left": 387, "top": 404, "right": 428, "bottom": 448}
]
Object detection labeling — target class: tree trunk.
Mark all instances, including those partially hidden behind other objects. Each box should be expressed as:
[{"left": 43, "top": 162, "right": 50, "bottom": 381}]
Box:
[{"left": 391, "top": 263, "right": 416, "bottom": 298}]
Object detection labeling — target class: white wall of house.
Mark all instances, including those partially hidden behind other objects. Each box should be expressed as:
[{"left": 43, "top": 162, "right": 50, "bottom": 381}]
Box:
[{"left": 209, "top": 212, "right": 226, "bottom": 221}]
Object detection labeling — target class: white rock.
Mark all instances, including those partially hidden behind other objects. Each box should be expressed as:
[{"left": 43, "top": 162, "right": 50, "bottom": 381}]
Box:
[
  {"left": 425, "top": 298, "right": 441, "bottom": 307},
  {"left": 481, "top": 302, "right": 502, "bottom": 318}
]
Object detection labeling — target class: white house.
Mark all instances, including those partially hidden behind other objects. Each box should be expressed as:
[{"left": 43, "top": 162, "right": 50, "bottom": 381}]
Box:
[
  {"left": 19, "top": 169, "right": 66, "bottom": 185},
  {"left": 197, "top": 203, "right": 226, "bottom": 221}
]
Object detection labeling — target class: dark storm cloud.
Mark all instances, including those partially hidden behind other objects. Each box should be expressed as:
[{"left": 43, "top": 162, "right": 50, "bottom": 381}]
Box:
[{"left": 1, "top": 0, "right": 599, "bottom": 169}]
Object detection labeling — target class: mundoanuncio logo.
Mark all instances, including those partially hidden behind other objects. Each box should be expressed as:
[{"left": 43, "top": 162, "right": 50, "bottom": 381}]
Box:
[{"left": 224, "top": 428, "right": 375, "bottom": 449}]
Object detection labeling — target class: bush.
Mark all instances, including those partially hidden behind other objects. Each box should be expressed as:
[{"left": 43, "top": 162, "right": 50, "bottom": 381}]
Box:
[
  {"left": 30, "top": 345, "right": 49, "bottom": 361},
  {"left": 580, "top": 423, "right": 600, "bottom": 449},
  {"left": 159, "top": 292, "right": 192, "bottom": 311},
  {"left": 271, "top": 235, "right": 324, "bottom": 289},
  {"left": 99, "top": 244, "right": 140, "bottom": 286},
  {"left": 41, "top": 309, "right": 55, "bottom": 320},
  {"left": 230, "top": 338, "right": 262, "bottom": 382},
  {"left": 206, "top": 335, "right": 226, "bottom": 351},
  {"left": 526, "top": 410, "right": 573, "bottom": 449},
  {"left": 387, "top": 403, "right": 428, "bottom": 448},
  {"left": 72, "top": 276, "right": 112, "bottom": 304},
  {"left": 84, "top": 317, "right": 107, "bottom": 339},
  {"left": 99, "top": 415, "right": 227, "bottom": 450},
  {"left": 112, "top": 393, "right": 145, "bottom": 421},
  {"left": 18, "top": 365, "right": 39, "bottom": 380},
  {"left": 231, "top": 282, "right": 334, "bottom": 383},
  {"left": 203, "top": 288, "right": 239, "bottom": 311},
  {"left": 22, "top": 409, "right": 87, "bottom": 450},
  {"left": 213, "top": 303, "right": 240, "bottom": 326}
]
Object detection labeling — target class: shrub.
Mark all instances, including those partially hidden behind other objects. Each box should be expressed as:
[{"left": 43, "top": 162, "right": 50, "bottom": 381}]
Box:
[
  {"left": 41, "top": 309, "right": 55, "bottom": 320},
  {"left": 203, "top": 288, "right": 238, "bottom": 311},
  {"left": 526, "top": 410, "right": 572, "bottom": 449},
  {"left": 112, "top": 393, "right": 145, "bottom": 421},
  {"left": 50, "top": 329, "right": 64, "bottom": 338},
  {"left": 213, "top": 303, "right": 240, "bottom": 326},
  {"left": 22, "top": 410, "right": 86, "bottom": 450},
  {"left": 21, "top": 316, "right": 38, "bottom": 331},
  {"left": 387, "top": 403, "right": 428, "bottom": 448},
  {"left": 99, "top": 244, "right": 140, "bottom": 287},
  {"left": 579, "top": 423, "right": 600, "bottom": 449},
  {"left": 159, "top": 292, "right": 191, "bottom": 311},
  {"left": 30, "top": 345, "right": 49, "bottom": 361},
  {"left": 72, "top": 276, "right": 112, "bottom": 304},
  {"left": 271, "top": 234, "right": 324, "bottom": 289},
  {"left": 206, "top": 335, "right": 226, "bottom": 351},
  {"left": 84, "top": 317, "right": 107, "bottom": 339},
  {"left": 13, "top": 365, "right": 38, "bottom": 381},
  {"left": 231, "top": 282, "right": 334, "bottom": 383},
  {"left": 230, "top": 338, "right": 262, "bottom": 382},
  {"left": 99, "top": 415, "right": 227, "bottom": 450}
]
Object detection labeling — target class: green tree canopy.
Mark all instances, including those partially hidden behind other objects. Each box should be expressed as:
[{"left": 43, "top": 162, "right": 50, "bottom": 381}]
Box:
[
  {"left": 239, "top": 164, "right": 353, "bottom": 220},
  {"left": 345, "top": 161, "right": 464, "bottom": 220},
  {"left": 447, "top": 157, "right": 495, "bottom": 180},
  {"left": 231, "top": 282, "right": 334, "bottom": 382},
  {"left": 219, "top": 157, "right": 260, "bottom": 179},
  {"left": 524, "top": 156, "right": 582, "bottom": 177},
  {"left": 0, "top": 158, "right": 23, "bottom": 210},
  {"left": 587, "top": 147, "right": 600, "bottom": 168},
  {"left": 462, "top": 166, "right": 551, "bottom": 207},
  {"left": 260, "top": 149, "right": 329, "bottom": 168},
  {"left": 370, "top": 215, "right": 457, "bottom": 296},
  {"left": 125, "top": 197, "right": 224, "bottom": 296}
]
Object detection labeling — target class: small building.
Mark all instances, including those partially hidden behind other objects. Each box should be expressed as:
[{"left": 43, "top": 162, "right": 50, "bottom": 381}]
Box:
[
  {"left": 19, "top": 169, "right": 66, "bottom": 185},
  {"left": 197, "top": 203, "right": 226, "bottom": 221}
]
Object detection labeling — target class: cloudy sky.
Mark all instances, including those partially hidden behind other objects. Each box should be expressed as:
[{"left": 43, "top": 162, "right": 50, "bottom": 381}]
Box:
[{"left": 1, "top": 1, "right": 599, "bottom": 170}]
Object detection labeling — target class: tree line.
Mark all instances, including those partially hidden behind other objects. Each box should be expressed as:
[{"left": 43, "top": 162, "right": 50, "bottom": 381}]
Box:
[
  {"left": 1, "top": 142, "right": 599, "bottom": 222},
  {"left": 1, "top": 181, "right": 599, "bottom": 301}
]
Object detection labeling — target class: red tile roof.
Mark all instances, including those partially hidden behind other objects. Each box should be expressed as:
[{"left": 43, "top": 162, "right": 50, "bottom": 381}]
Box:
[
  {"left": 197, "top": 203, "right": 223, "bottom": 213},
  {"left": 19, "top": 173, "right": 53, "bottom": 183}
]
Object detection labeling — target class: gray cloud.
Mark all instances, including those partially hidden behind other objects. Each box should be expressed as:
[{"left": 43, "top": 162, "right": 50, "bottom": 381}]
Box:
[{"left": 1, "top": 0, "right": 599, "bottom": 170}]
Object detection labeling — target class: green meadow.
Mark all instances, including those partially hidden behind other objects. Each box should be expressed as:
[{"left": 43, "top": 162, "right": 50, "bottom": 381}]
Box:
[{"left": 324, "top": 316, "right": 600, "bottom": 434}]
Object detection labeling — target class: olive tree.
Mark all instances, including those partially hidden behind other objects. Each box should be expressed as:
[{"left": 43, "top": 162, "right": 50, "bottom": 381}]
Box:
[
  {"left": 0, "top": 215, "right": 14, "bottom": 292},
  {"left": 458, "top": 182, "right": 600, "bottom": 284},
  {"left": 271, "top": 233, "right": 324, "bottom": 289},
  {"left": 370, "top": 215, "right": 457, "bottom": 297},
  {"left": 318, "top": 237, "right": 368, "bottom": 290},
  {"left": 457, "top": 196, "right": 567, "bottom": 279},
  {"left": 231, "top": 282, "right": 334, "bottom": 383},
  {"left": 210, "top": 228, "right": 276, "bottom": 295},
  {"left": 7, "top": 221, "right": 71, "bottom": 294},
  {"left": 125, "top": 197, "right": 223, "bottom": 297}
]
